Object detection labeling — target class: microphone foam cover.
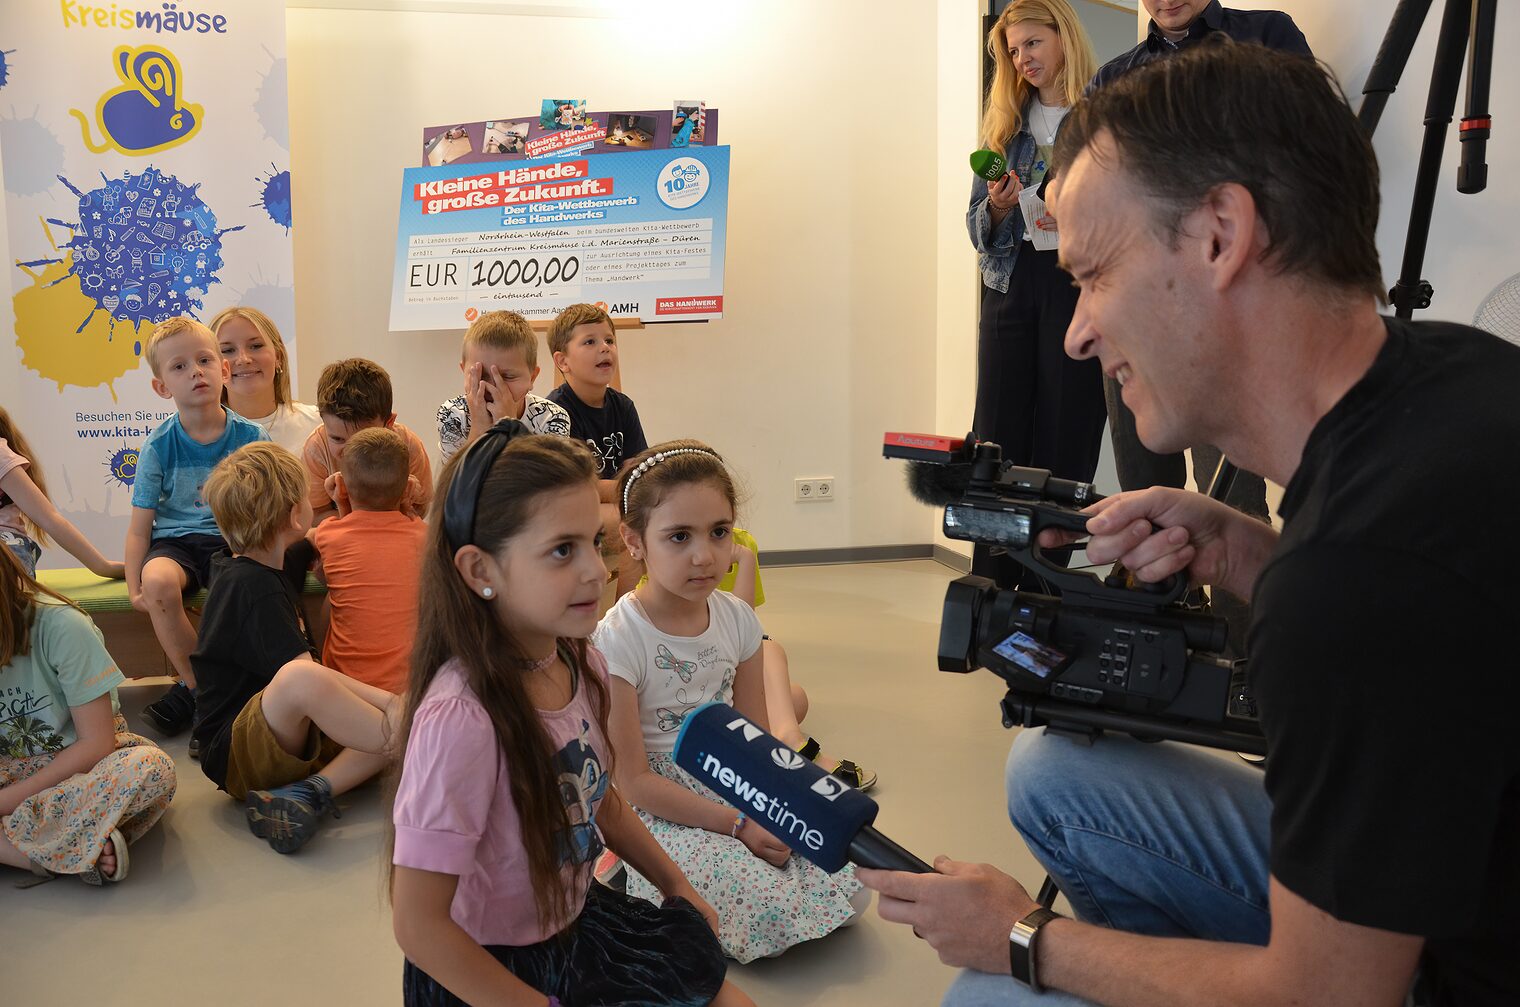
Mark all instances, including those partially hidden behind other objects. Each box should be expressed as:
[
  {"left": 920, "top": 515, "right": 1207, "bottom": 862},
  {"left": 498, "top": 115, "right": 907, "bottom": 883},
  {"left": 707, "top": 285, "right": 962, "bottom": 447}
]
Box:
[
  {"left": 970, "top": 148, "right": 1007, "bottom": 181},
  {"left": 906, "top": 460, "right": 973, "bottom": 506},
  {"left": 673, "top": 703, "right": 877, "bottom": 873}
]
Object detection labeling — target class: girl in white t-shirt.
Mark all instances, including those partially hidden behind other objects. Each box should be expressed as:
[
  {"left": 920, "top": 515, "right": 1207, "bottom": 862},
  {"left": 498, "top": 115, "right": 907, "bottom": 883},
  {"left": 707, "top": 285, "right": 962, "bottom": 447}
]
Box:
[
  {"left": 211, "top": 306, "right": 321, "bottom": 456},
  {"left": 594, "top": 439, "right": 867, "bottom": 962}
]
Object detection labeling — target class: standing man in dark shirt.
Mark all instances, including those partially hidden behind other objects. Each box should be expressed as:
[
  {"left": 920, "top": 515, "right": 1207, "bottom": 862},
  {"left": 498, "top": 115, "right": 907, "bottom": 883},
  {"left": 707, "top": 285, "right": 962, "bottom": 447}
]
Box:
[
  {"left": 859, "top": 45, "right": 1518, "bottom": 1007},
  {"left": 1090, "top": 0, "right": 1309, "bottom": 91},
  {"left": 1088, "top": 0, "right": 1312, "bottom": 653}
]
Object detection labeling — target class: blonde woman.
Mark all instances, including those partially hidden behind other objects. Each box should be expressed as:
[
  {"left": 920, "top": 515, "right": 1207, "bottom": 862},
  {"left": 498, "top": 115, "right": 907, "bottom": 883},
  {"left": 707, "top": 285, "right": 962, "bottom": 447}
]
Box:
[
  {"left": 966, "top": 0, "right": 1107, "bottom": 591},
  {"left": 212, "top": 306, "right": 320, "bottom": 456}
]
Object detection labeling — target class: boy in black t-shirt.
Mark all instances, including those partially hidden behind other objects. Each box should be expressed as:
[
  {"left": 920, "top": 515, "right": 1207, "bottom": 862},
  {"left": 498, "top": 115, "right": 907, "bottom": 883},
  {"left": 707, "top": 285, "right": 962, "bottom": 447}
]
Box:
[
  {"left": 191, "top": 442, "right": 398, "bottom": 854},
  {"left": 546, "top": 303, "right": 649, "bottom": 594}
]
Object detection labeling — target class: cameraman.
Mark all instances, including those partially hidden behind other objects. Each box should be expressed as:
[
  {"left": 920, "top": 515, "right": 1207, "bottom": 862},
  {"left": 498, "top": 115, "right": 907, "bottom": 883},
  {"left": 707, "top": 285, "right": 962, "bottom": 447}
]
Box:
[{"left": 859, "top": 43, "right": 1518, "bottom": 1007}]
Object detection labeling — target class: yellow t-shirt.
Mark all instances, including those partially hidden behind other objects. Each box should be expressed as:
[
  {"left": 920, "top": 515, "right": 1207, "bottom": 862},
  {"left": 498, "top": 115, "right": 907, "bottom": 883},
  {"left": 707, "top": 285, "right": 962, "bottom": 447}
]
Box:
[{"left": 637, "top": 527, "right": 764, "bottom": 606}]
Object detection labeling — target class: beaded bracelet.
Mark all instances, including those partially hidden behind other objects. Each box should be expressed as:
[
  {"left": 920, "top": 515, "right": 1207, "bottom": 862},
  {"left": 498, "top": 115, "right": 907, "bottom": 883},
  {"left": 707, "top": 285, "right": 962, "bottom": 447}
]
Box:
[{"left": 731, "top": 812, "right": 747, "bottom": 837}]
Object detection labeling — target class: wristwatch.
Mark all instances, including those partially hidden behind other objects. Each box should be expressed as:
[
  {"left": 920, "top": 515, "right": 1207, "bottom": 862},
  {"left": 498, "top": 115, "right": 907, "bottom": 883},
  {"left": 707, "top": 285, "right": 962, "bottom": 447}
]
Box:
[{"left": 1009, "top": 906, "right": 1062, "bottom": 993}]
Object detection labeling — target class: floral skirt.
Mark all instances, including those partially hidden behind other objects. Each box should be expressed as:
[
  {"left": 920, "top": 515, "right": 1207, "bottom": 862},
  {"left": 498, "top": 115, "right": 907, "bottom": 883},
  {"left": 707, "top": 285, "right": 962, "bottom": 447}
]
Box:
[
  {"left": 2, "top": 716, "right": 177, "bottom": 876},
  {"left": 624, "top": 753, "right": 863, "bottom": 963}
]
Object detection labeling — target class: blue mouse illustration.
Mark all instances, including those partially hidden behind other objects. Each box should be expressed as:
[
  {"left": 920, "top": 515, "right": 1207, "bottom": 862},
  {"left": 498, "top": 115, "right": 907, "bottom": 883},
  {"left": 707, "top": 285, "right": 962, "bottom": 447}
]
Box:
[{"left": 71, "top": 45, "right": 204, "bottom": 156}]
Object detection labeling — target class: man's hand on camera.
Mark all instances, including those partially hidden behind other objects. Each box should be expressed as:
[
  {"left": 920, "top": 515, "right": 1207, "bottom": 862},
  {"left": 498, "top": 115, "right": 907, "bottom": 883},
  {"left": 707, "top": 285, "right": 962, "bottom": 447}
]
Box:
[
  {"left": 858, "top": 857, "right": 1039, "bottom": 973},
  {"left": 1037, "top": 487, "right": 1278, "bottom": 604}
]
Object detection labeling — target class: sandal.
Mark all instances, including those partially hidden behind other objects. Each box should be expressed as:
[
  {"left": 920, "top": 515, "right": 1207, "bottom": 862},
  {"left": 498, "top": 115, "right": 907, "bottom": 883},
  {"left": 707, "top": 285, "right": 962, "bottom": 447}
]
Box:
[
  {"left": 16, "top": 828, "right": 128, "bottom": 889},
  {"left": 796, "top": 737, "right": 879, "bottom": 792},
  {"left": 80, "top": 828, "right": 130, "bottom": 885}
]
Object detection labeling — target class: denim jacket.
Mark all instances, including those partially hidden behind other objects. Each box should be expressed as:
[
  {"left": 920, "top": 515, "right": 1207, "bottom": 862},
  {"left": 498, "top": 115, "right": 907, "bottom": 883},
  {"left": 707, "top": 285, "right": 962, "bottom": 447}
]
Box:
[{"left": 966, "top": 116, "right": 1039, "bottom": 293}]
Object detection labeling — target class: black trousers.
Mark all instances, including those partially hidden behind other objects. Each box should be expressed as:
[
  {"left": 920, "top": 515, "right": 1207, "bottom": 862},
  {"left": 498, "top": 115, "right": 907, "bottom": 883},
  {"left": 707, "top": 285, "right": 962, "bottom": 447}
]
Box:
[{"left": 970, "top": 246, "right": 1107, "bottom": 591}]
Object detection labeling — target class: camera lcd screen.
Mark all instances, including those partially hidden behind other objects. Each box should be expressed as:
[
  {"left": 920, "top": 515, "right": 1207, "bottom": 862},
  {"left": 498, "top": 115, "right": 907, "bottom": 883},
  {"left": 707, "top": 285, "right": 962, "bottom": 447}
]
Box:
[{"left": 993, "top": 631, "right": 1069, "bottom": 679}]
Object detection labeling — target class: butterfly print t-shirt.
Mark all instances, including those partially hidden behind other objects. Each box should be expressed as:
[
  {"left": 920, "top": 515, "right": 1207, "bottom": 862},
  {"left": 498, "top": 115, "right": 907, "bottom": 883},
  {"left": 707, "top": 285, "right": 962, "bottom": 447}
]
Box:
[{"left": 592, "top": 591, "right": 763, "bottom": 753}]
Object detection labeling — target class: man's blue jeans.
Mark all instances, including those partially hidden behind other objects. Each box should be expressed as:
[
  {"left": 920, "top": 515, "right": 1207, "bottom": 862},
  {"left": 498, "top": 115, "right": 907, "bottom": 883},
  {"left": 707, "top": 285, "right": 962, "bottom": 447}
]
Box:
[{"left": 942, "top": 728, "right": 1273, "bottom": 1006}]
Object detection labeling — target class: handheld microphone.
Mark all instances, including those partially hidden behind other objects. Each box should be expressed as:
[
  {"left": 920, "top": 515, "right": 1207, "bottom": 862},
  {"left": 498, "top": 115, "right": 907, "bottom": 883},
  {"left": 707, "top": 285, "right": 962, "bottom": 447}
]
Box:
[
  {"left": 970, "top": 148, "right": 1007, "bottom": 181},
  {"left": 673, "top": 703, "right": 932, "bottom": 874}
]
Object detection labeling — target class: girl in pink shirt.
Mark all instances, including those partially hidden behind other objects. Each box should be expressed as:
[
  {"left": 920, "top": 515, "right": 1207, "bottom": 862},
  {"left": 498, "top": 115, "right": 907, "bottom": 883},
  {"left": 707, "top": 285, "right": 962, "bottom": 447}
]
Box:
[{"left": 390, "top": 424, "right": 752, "bottom": 1007}]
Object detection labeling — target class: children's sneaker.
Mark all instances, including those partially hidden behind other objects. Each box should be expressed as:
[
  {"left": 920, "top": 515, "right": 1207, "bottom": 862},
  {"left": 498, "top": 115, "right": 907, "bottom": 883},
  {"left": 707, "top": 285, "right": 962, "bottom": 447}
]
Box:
[
  {"left": 143, "top": 682, "right": 195, "bottom": 736},
  {"left": 245, "top": 775, "right": 339, "bottom": 854}
]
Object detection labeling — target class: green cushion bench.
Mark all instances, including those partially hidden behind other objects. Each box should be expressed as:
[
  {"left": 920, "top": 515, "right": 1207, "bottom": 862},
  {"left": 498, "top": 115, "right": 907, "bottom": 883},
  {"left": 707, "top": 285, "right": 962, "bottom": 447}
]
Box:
[{"left": 37, "top": 568, "right": 328, "bottom": 679}]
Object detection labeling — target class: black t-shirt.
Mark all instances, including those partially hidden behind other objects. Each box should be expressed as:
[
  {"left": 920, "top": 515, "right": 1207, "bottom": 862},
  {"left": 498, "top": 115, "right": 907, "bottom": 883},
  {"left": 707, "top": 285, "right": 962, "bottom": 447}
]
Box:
[
  {"left": 1250, "top": 318, "right": 1520, "bottom": 1006},
  {"left": 190, "top": 554, "right": 315, "bottom": 789},
  {"left": 546, "top": 383, "right": 648, "bottom": 478}
]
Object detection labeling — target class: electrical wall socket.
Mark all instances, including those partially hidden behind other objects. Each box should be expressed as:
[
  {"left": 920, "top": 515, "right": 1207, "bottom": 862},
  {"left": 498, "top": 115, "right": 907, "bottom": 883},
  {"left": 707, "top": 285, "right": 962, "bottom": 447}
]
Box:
[{"left": 795, "top": 477, "right": 836, "bottom": 502}]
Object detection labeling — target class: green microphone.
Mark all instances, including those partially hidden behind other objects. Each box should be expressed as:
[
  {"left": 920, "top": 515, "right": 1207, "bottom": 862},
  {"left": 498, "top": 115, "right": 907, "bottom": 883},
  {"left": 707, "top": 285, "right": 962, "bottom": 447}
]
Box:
[{"left": 970, "top": 148, "right": 1007, "bottom": 181}]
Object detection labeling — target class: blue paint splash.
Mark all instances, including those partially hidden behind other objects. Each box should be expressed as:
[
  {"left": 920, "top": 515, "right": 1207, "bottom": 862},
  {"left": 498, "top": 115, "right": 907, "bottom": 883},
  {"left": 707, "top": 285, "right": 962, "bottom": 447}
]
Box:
[
  {"left": 254, "top": 50, "right": 289, "bottom": 149},
  {"left": 0, "top": 49, "right": 14, "bottom": 90},
  {"left": 105, "top": 445, "right": 139, "bottom": 488},
  {"left": 254, "top": 164, "right": 292, "bottom": 231},
  {"left": 1, "top": 108, "right": 65, "bottom": 197},
  {"left": 27, "top": 166, "right": 245, "bottom": 334}
]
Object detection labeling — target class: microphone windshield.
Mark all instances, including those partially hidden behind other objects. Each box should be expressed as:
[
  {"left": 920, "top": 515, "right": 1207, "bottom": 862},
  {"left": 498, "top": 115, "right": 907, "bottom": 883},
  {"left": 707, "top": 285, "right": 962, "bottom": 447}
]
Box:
[
  {"left": 906, "top": 460, "right": 973, "bottom": 507},
  {"left": 970, "top": 148, "right": 1008, "bottom": 181},
  {"left": 673, "top": 703, "right": 877, "bottom": 873}
]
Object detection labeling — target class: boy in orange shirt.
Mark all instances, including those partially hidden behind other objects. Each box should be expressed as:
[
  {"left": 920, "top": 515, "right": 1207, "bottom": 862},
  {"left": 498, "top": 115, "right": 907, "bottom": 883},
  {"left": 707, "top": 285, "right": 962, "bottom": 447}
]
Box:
[
  {"left": 309, "top": 428, "right": 426, "bottom": 695},
  {"left": 301, "top": 358, "right": 432, "bottom": 525}
]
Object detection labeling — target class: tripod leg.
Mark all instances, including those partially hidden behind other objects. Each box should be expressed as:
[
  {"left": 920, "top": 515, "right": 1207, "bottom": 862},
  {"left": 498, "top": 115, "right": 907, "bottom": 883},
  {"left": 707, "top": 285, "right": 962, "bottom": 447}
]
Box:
[
  {"left": 1391, "top": 0, "right": 1473, "bottom": 318},
  {"left": 1037, "top": 874, "right": 1061, "bottom": 909},
  {"left": 1359, "top": 0, "right": 1436, "bottom": 134},
  {"left": 1457, "top": 0, "right": 1496, "bottom": 194}
]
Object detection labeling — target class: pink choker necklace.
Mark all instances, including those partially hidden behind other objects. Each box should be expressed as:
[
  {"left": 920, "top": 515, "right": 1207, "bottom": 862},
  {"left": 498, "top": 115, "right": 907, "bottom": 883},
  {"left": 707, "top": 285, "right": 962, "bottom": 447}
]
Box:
[{"left": 523, "top": 650, "right": 557, "bottom": 673}]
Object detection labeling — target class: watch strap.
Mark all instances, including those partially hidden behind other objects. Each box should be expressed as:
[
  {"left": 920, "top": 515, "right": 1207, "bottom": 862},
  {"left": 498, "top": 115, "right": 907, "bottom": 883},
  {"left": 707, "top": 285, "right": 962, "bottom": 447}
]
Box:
[{"left": 1009, "top": 906, "right": 1061, "bottom": 993}]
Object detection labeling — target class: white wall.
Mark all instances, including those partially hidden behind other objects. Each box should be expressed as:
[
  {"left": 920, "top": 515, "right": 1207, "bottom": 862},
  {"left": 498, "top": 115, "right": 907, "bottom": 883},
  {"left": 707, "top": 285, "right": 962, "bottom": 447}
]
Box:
[
  {"left": 1076, "top": 0, "right": 1144, "bottom": 62},
  {"left": 285, "top": 1, "right": 941, "bottom": 555},
  {"left": 16, "top": 1, "right": 1493, "bottom": 561}
]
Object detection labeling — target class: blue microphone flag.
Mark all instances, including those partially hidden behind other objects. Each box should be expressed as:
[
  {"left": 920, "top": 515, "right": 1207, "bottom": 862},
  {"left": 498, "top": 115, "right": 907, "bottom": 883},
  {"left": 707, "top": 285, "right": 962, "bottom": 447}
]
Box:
[{"left": 673, "top": 703, "right": 878, "bottom": 873}]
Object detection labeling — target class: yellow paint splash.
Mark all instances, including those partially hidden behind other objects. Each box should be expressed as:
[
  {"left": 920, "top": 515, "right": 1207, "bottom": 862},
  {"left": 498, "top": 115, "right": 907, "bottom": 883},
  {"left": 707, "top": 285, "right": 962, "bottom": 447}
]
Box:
[{"left": 12, "top": 221, "right": 146, "bottom": 399}]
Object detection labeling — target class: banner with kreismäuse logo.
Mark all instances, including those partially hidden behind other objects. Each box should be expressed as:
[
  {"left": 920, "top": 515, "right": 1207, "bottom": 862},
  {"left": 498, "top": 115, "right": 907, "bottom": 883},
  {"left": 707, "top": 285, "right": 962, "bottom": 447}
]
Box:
[
  {"left": 390, "top": 145, "right": 729, "bottom": 329},
  {"left": 1, "top": 2, "right": 295, "bottom": 568}
]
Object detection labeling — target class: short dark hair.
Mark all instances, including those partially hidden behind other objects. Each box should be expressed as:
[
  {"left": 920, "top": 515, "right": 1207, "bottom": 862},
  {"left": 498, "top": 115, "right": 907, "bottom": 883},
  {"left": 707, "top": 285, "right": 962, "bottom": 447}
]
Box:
[
  {"left": 1055, "top": 41, "right": 1385, "bottom": 303},
  {"left": 316, "top": 358, "right": 393, "bottom": 423}
]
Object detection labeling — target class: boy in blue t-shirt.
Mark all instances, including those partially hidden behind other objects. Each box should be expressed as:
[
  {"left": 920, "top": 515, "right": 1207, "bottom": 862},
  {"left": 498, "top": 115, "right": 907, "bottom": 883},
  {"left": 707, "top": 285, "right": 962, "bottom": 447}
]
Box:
[{"left": 126, "top": 317, "right": 265, "bottom": 736}]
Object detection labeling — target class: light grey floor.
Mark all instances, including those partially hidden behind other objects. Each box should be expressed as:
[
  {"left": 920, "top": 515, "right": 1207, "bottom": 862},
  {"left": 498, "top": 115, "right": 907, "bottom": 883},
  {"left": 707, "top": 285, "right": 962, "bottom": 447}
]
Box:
[{"left": 5, "top": 560, "right": 1049, "bottom": 1006}]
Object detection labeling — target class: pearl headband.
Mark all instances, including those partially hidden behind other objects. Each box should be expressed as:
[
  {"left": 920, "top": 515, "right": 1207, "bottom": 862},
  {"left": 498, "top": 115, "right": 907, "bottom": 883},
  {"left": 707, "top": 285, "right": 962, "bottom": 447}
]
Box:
[{"left": 621, "top": 448, "right": 722, "bottom": 515}]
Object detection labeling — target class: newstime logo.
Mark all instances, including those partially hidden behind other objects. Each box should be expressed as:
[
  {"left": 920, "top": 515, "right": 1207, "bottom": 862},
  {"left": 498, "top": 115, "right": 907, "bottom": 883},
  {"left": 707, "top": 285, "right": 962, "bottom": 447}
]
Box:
[{"left": 698, "top": 751, "right": 825, "bottom": 852}]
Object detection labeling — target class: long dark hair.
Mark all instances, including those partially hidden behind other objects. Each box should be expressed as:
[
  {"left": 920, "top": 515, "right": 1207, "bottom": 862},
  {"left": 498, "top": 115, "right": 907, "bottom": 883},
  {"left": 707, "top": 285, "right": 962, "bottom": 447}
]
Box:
[
  {"left": 1, "top": 547, "right": 83, "bottom": 667},
  {"left": 388, "top": 433, "right": 610, "bottom": 934}
]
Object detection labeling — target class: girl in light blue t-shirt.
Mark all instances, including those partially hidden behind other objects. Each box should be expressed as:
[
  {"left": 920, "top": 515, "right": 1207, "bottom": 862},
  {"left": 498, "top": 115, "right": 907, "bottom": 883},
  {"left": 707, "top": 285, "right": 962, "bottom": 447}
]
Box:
[{"left": 0, "top": 551, "right": 176, "bottom": 885}]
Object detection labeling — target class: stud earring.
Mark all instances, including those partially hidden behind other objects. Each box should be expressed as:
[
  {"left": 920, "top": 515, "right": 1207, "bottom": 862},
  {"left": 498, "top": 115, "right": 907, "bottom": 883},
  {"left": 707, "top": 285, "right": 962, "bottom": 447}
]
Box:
[{"left": 481, "top": 587, "right": 495, "bottom": 599}]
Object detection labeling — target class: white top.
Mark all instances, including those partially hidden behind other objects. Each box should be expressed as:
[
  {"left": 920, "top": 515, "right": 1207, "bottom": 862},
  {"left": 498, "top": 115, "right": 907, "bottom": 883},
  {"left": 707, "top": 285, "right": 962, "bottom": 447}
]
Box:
[
  {"left": 241, "top": 400, "right": 321, "bottom": 457},
  {"left": 592, "top": 591, "right": 763, "bottom": 753}
]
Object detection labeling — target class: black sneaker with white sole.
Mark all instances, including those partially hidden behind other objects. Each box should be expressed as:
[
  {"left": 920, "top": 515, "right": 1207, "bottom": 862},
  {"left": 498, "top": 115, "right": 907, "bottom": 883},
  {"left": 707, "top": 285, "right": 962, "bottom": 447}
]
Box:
[{"left": 143, "top": 682, "right": 196, "bottom": 736}]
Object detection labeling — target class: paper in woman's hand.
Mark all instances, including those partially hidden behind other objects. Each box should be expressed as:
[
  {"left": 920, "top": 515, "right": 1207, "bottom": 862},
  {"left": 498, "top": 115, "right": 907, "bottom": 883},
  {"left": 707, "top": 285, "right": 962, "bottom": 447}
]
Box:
[{"left": 1019, "top": 184, "right": 1059, "bottom": 252}]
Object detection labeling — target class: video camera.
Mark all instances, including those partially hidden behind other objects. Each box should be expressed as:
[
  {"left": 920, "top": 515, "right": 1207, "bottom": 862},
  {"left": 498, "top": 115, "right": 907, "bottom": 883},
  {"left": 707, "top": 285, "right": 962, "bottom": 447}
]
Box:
[{"left": 884, "top": 432, "right": 1264, "bottom": 756}]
